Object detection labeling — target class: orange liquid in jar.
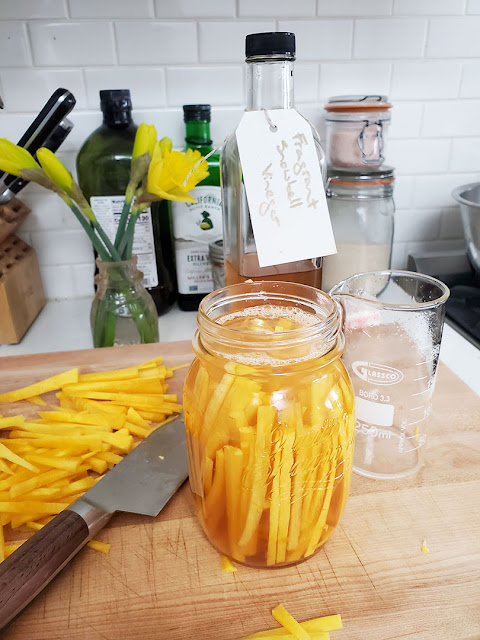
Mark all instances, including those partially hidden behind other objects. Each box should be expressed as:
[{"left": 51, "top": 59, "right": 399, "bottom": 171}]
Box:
[
  {"left": 183, "top": 305, "right": 354, "bottom": 568},
  {"left": 225, "top": 255, "right": 322, "bottom": 288}
]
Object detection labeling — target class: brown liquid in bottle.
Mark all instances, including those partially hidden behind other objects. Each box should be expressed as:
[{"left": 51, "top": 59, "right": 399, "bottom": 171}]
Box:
[{"left": 225, "top": 254, "right": 323, "bottom": 288}]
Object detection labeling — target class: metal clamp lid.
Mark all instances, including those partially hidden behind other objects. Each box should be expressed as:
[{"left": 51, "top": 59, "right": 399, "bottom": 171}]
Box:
[
  {"left": 325, "top": 94, "right": 392, "bottom": 112},
  {"left": 326, "top": 167, "right": 395, "bottom": 197}
]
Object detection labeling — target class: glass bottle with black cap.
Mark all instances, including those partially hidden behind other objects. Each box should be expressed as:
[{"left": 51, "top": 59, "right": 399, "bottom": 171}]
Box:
[
  {"left": 76, "top": 89, "right": 176, "bottom": 315},
  {"left": 168, "top": 104, "right": 222, "bottom": 311},
  {"left": 221, "top": 32, "right": 326, "bottom": 287}
]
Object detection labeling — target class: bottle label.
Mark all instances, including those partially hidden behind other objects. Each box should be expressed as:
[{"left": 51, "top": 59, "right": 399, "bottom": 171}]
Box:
[
  {"left": 171, "top": 185, "right": 222, "bottom": 295},
  {"left": 235, "top": 108, "right": 336, "bottom": 268},
  {"left": 90, "top": 195, "right": 159, "bottom": 289}
]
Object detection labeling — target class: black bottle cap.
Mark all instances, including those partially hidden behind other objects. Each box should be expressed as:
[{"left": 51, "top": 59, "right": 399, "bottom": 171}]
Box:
[
  {"left": 100, "top": 89, "right": 132, "bottom": 126},
  {"left": 183, "top": 104, "right": 211, "bottom": 122},
  {"left": 100, "top": 89, "right": 131, "bottom": 110},
  {"left": 245, "top": 32, "right": 296, "bottom": 59}
]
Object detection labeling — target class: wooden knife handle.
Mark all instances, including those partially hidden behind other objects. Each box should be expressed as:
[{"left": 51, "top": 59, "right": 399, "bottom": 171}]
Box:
[{"left": 0, "top": 509, "right": 89, "bottom": 630}]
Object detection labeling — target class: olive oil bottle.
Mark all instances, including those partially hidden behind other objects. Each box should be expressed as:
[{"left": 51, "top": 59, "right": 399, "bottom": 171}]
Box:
[
  {"left": 76, "top": 89, "right": 175, "bottom": 315},
  {"left": 169, "top": 104, "right": 222, "bottom": 311}
]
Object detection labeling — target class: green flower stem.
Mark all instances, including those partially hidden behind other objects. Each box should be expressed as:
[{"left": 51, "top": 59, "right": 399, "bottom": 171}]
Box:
[
  {"left": 68, "top": 202, "right": 111, "bottom": 261},
  {"left": 92, "top": 297, "right": 118, "bottom": 348},
  {"left": 118, "top": 211, "right": 138, "bottom": 259},
  {"left": 125, "top": 225, "right": 136, "bottom": 261},
  {"left": 93, "top": 221, "right": 122, "bottom": 261},
  {"left": 113, "top": 192, "right": 133, "bottom": 249}
]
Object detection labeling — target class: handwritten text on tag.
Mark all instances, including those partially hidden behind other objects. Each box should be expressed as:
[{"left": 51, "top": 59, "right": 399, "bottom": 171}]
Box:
[{"left": 236, "top": 109, "right": 336, "bottom": 268}]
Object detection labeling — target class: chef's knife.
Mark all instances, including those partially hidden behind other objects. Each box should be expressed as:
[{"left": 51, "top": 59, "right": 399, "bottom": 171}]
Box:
[
  {"left": 0, "top": 117, "right": 74, "bottom": 204},
  {"left": 0, "top": 413, "right": 189, "bottom": 630},
  {"left": 0, "top": 88, "right": 76, "bottom": 189}
]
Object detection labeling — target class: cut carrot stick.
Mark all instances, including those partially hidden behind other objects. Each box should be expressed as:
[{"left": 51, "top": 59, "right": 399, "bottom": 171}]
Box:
[
  {"left": 0, "top": 369, "right": 78, "bottom": 403},
  {"left": 239, "top": 405, "right": 276, "bottom": 549},
  {"left": 271, "top": 605, "right": 312, "bottom": 640},
  {"left": 223, "top": 445, "right": 245, "bottom": 561}
]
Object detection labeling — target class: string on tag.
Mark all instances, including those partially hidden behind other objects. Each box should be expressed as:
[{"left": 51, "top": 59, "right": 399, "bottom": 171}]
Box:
[
  {"left": 182, "top": 145, "right": 222, "bottom": 188},
  {"left": 262, "top": 108, "right": 278, "bottom": 133}
]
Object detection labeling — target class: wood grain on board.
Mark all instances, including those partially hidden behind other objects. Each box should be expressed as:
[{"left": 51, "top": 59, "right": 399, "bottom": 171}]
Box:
[{"left": 0, "top": 342, "right": 479, "bottom": 640}]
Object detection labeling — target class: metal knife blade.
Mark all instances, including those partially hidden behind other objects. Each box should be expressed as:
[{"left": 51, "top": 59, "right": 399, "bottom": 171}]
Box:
[
  {"left": 0, "top": 412, "right": 189, "bottom": 630},
  {"left": 76, "top": 412, "right": 189, "bottom": 517},
  {"left": 0, "top": 88, "right": 76, "bottom": 188},
  {"left": 0, "top": 117, "right": 74, "bottom": 204}
]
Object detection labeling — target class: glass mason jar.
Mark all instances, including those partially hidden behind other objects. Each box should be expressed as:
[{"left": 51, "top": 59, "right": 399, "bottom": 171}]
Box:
[
  {"left": 322, "top": 168, "right": 395, "bottom": 292},
  {"left": 221, "top": 32, "right": 326, "bottom": 288},
  {"left": 183, "top": 281, "right": 355, "bottom": 568},
  {"left": 324, "top": 95, "right": 392, "bottom": 171},
  {"left": 90, "top": 256, "right": 159, "bottom": 348}
]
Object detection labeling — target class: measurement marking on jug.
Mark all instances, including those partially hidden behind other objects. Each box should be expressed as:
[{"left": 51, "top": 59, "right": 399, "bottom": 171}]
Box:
[
  {"left": 355, "top": 421, "right": 392, "bottom": 439},
  {"left": 403, "top": 442, "right": 423, "bottom": 452},
  {"left": 409, "top": 405, "right": 425, "bottom": 412},
  {"left": 414, "top": 375, "right": 429, "bottom": 381},
  {"left": 358, "top": 389, "right": 390, "bottom": 403},
  {"left": 399, "top": 420, "right": 408, "bottom": 452},
  {"left": 406, "top": 432, "right": 425, "bottom": 441},
  {"left": 415, "top": 358, "right": 435, "bottom": 366},
  {"left": 411, "top": 388, "right": 431, "bottom": 396},
  {"left": 408, "top": 417, "right": 427, "bottom": 426}
]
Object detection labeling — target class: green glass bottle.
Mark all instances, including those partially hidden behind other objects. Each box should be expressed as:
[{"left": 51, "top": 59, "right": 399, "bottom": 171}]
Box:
[
  {"left": 169, "top": 104, "right": 222, "bottom": 311},
  {"left": 76, "top": 89, "right": 176, "bottom": 316}
]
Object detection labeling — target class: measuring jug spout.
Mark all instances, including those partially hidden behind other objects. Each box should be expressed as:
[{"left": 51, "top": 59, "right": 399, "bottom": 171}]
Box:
[{"left": 329, "top": 287, "right": 382, "bottom": 333}]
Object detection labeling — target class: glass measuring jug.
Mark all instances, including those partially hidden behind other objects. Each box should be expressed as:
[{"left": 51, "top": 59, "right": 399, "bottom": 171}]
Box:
[{"left": 330, "top": 270, "right": 449, "bottom": 479}]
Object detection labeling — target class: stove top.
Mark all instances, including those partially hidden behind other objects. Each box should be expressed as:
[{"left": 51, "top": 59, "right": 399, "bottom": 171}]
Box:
[{"left": 407, "top": 249, "right": 480, "bottom": 350}]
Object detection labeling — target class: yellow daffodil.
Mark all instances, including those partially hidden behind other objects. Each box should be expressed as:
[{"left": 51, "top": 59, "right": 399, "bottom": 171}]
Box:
[
  {"left": 146, "top": 143, "right": 209, "bottom": 203},
  {"left": 0, "top": 139, "right": 40, "bottom": 176},
  {"left": 159, "top": 136, "right": 172, "bottom": 156},
  {"left": 132, "top": 123, "right": 157, "bottom": 160},
  {"left": 37, "top": 147, "right": 73, "bottom": 195},
  {"left": 126, "top": 124, "right": 158, "bottom": 202},
  {"left": 35, "top": 146, "right": 97, "bottom": 222}
]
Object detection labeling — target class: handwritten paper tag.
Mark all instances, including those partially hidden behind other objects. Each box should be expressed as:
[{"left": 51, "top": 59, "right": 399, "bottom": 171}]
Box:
[{"left": 236, "top": 108, "right": 336, "bottom": 268}]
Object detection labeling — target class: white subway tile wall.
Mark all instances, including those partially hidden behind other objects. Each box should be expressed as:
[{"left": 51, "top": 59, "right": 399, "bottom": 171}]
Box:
[
  {"left": 0, "top": 0, "right": 67, "bottom": 20},
  {"left": 69, "top": 0, "right": 154, "bottom": 19},
  {"left": 29, "top": 22, "right": 116, "bottom": 66},
  {"left": 278, "top": 20, "right": 353, "bottom": 60},
  {"left": 239, "top": 0, "right": 316, "bottom": 18},
  {"left": 0, "top": 3, "right": 476, "bottom": 300}
]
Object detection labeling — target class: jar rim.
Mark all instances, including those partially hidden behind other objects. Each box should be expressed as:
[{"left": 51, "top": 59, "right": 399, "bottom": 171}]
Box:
[{"left": 196, "top": 281, "right": 343, "bottom": 366}]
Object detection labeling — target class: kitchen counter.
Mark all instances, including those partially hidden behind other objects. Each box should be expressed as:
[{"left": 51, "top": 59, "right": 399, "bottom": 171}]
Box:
[
  {"left": 1, "top": 297, "right": 479, "bottom": 397},
  {"left": 1, "top": 342, "right": 479, "bottom": 639}
]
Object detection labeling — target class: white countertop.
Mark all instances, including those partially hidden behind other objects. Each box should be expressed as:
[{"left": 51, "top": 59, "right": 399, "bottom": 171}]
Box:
[{"left": 1, "top": 298, "right": 479, "bottom": 397}]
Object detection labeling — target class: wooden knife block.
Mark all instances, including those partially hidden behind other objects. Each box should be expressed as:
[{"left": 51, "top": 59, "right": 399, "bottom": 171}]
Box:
[
  {"left": 0, "top": 197, "right": 31, "bottom": 244},
  {"left": 0, "top": 234, "right": 45, "bottom": 344}
]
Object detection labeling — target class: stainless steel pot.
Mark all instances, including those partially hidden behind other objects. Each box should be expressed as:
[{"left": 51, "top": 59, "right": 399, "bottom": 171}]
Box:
[{"left": 452, "top": 182, "right": 480, "bottom": 275}]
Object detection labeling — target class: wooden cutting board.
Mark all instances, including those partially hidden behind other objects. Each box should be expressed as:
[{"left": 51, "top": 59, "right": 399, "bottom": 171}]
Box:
[{"left": 0, "top": 342, "right": 479, "bottom": 640}]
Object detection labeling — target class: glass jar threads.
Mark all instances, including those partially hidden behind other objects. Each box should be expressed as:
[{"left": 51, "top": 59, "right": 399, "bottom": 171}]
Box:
[
  {"left": 208, "top": 238, "right": 225, "bottom": 290},
  {"left": 183, "top": 281, "right": 355, "bottom": 568},
  {"left": 322, "top": 168, "right": 395, "bottom": 292},
  {"left": 324, "top": 95, "right": 392, "bottom": 171}
]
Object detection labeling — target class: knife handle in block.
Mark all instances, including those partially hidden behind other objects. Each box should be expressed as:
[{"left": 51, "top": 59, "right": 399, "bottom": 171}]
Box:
[{"left": 0, "top": 503, "right": 111, "bottom": 630}]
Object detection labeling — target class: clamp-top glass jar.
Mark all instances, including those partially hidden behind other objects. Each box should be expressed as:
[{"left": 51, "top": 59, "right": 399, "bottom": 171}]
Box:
[
  {"left": 322, "top": 168, "right": 395, "bottom": 292},
  {"left": 324, "top": 95, "right": 392, "bottom": 171},
  {"left": 183, "top": 281, "right": 355, "bottom": 568}
]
